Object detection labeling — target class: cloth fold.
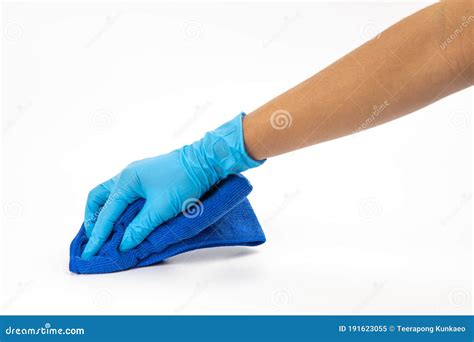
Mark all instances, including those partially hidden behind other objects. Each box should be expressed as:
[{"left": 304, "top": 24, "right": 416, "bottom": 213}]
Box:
[{"left": 69, "top": 174, "right": 265, "bottom": 274}]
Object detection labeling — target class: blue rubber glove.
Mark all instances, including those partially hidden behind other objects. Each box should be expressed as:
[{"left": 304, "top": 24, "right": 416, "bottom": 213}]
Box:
[{"left": 81, "top": 113, "right": 264, "bottom": 260}]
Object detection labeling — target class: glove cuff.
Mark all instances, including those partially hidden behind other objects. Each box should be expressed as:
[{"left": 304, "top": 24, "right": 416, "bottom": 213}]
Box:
[
  {"left": 181, "top": 113, "right": 265, "bottom": 191},
  {"left": 208, "top": 112, "right": 265, "bottom": 177}
]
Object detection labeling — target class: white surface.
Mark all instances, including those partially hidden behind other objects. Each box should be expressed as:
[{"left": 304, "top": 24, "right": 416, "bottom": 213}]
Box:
[{"left": 1, "top": 2, "right": 472, "bottom": 314}]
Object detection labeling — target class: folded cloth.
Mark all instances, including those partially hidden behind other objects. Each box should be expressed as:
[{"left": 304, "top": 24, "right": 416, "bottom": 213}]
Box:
[{"left": 69, "top": 174, "right": 265, "bottom": 274}]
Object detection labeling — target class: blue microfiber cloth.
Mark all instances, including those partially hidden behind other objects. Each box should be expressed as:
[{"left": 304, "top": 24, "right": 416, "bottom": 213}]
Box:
[{"left": 69, "top": 174, "right": 265, "bottom": 274}]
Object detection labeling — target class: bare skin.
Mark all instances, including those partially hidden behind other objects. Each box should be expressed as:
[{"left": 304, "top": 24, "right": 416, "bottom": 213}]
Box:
[
  {"left": 243, "top": 0, "right": 473, "bottom": 160},
  {"left": 81, "top": 0, "right": 473, "bottom": 258}
]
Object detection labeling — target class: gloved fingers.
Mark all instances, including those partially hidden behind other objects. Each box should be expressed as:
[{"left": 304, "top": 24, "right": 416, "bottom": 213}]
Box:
[
  {"left": 81, "top": 188, "right": 136, "bottom": 260},
  {"left": 84, "top": 182, "right": 114, "bottom": 237},
  {"left": 119, "top": 200, "right": 167, "bottom": 252}
]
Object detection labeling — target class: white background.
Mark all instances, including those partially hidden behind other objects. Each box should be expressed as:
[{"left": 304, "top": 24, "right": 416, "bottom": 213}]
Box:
[{"left": 1, "top": 1, "right": 472, "bottom": 314}]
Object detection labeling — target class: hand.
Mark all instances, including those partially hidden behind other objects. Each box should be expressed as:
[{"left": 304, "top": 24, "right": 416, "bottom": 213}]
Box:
[
  {"left": 81, "top": 114, "right": 264, "bottom": 259},
  {"left": 81, "top": 151, "right": 207, "bottom": 260}
]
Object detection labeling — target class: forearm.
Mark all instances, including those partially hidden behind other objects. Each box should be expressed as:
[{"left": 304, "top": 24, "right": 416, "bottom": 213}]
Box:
[{"left": 243, "top": 0, "right": 473, "bottom": 160}]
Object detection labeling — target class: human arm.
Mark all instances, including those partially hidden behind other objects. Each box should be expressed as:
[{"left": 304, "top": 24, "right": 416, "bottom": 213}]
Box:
[
  {"left": 243, "top": 0, "right": 473, "bottom": 159},
  {"left": 81, "top": 0, "right": 473, "bottom": 259}
]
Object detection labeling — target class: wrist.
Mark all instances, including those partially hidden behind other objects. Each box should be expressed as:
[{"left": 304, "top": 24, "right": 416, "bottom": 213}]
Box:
[
  {"left": 182, "top": 113, "right": 265, "bottom": 190},
  {"left": 206, "top": 113, "right": 265, "bottom": 178}
]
